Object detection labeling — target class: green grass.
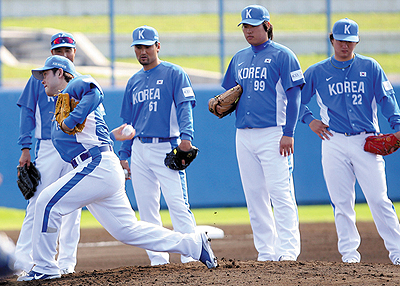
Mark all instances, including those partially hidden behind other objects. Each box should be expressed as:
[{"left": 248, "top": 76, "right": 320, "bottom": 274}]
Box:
[
  {"left": 1, "top": 203, "right": 399, "bottom": 231},
  {"left": 3, "top": 13, "right": 400, "bottom": 34},
  {"left": 2, "top": 12, "right": 400, "bottom": 81}
]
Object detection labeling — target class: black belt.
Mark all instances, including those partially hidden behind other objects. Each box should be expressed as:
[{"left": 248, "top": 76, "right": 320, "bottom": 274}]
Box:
[
  {"left": 71, "top": 145, "right": 113, "bottom": 168},
  {"left": 335, "top": 131, "right": 375, "bottom": 137},
  {"left": 138, "top": 137, "right": 178, "bottom": 144}
]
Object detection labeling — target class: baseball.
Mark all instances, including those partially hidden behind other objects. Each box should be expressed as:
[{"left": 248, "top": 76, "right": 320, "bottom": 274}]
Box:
[{"left": 122, "top": 125, "right": 134, "bottom": 136}]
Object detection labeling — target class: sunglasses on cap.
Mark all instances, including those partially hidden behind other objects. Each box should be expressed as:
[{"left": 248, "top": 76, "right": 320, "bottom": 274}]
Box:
[{"left": 51, "top": 36, "right": 75, "bottom": 45}]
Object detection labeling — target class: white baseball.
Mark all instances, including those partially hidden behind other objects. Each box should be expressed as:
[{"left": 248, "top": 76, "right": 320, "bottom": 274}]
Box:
[{"left": 122, "top": 125, "right": 134, "bottom": 136}]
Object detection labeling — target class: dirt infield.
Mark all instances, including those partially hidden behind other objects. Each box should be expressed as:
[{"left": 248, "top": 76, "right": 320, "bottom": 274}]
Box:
[{"left": 2, "top": 222, "right": 400, "bottom": 285}]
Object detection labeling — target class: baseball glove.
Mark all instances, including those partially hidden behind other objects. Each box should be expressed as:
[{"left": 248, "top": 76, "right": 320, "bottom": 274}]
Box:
[
  {"left": 164, "top": 146, "right": 199, "bottom": 170},
  {"left": 55, "top": 93, "right": 86, "bottom": 135},
  {"left": 208, "top": 84, "right": 243, "bottom": 118},
  {"left": 364, "top": 133, "right": 400, "bottom": 156},
  {"left": 17, "top": 163, "right": 41, "bottom": 200}
]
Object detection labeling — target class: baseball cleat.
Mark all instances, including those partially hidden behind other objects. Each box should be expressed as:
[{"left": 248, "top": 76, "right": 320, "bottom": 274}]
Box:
[
  {"left": 199, "top": 232, "right": 217, "bottom": 269},
  {"left": 343, "top": 258, "right": 359, "bottom": 263},
  {"left": 278, "top": 255, "right": 296, "bottom": 261},
  {"left": 61, "top": 267, "right": 75, "bottom": 275},
  {"left": 17, "top": 270, "right": 61, "bottom": 281}
]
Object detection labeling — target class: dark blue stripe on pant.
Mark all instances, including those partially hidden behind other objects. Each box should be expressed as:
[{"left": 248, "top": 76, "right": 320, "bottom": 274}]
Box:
[{"left": 41, "top": 153, "right": 102, "bottom": 232}]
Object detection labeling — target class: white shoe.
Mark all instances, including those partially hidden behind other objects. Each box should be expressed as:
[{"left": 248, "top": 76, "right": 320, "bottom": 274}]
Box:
[
  {"left": 16, "top": 270, "right": 28, "bottom": 279},
  {"left": 61, "top": 268, "right": 75, "bottom": 275},
  {"left": 199, "top": 232, "right": 217, "bottom": 269},
  {"left": 343, "top": 258, "right": 359, "bottom": 263},
  {"left": 393, "top": 258, "right": 400, "bottom": 265},
  {"left": 278, "top": 255, "right": 296, "bottom": 261},
  {"left": 17, "top": 270, "right": 61, "bottom": 281}
]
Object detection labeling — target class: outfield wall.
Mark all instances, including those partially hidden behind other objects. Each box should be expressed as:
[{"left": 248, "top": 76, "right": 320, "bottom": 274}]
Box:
[{"left": 1, "top": 84, "right": 400, "bottom": 210}]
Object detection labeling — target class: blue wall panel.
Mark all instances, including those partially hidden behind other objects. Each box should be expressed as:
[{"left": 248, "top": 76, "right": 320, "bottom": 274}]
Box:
[{"left": 1, "top": 84, "right": 400, "bottom": 210}]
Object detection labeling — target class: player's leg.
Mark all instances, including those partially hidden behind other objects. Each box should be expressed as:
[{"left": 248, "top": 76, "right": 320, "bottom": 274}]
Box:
[
  {"left": 151, "top": 141, "right": 197, "bottom": 263},
  {"left": 29, "top": 151, "right": 125, "bottom": 275},
  {"left": 256, "top": 127, "right": 300, "bottom": 261},
  {"left": 14, "top": 140, "right": 66, "bottom": 274},
  {"left": 351, "top": 135, "right": 400, "bottom": 264},
  {"left": 236, "top": 128, "right": 277, "bottom": 261},
  {"left": 130, "top": 139, "right": 169, "bottom": 265},
  {"left": 87, "top": 187, "right": 203, "bottom": 259},
  {"left": 50, "top": 155, "right": 81, "bottom": 274},
  {"left": 322, "top": 134, "right": 361, "bottom": 262}
]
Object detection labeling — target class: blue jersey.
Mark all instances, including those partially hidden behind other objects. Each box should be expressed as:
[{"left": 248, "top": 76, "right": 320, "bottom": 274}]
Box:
[
  {"left": 17, "top": 75, "right": 56, "bottom": 148},
  {"left": 52, "top": 75, "right": 113, "bottom": 162},
  {"left": 301, "top": 54, "right": 400, "bottom": 133},
  {"left": 222, "top": 40, "right": 305, "bottom": 135},
  {"left": 119, "top": 61, "right": 196, "bottom": 160}
]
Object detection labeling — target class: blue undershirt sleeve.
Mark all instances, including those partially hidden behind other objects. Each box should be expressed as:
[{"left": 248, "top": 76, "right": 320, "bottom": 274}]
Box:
[
  {"left": 18, "top": 106, "right": 35, "bottom": 149},
  {"left": 283, "top": 86, "right": 301, "bottom": 137},
  {"left": 176, "top": 101, "right": 194, "bottom": 141}
]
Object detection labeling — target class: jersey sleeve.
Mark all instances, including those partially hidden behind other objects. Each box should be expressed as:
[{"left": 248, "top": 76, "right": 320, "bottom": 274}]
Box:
[
  {"left": 281, "top": 49, "right": 305, "bottom": 91},
  {"left": 364, "top": 59, "right": 400, "bottom": 131},
  {"left": 63, "top": 76, "right": 104, "bottom": 129},
  {"left": 172, "top": 67, "right": 196, "bottom": 107},
  {"left": 222, "top": 57, "right": 238, "bottom": 90},
  {"left": 300, "top": 67, "right": 316, "bottom": 105},
  {"left": 17, "top": 76, "right": 41, "bottom": 147}
]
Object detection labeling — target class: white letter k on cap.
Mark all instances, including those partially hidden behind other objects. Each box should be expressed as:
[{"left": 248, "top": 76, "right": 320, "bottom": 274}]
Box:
[
  {"left": 138, "top": 30, "right": 144, "bottom": 39},
  {"left": 246, "top": 9, "right": 252, "bottom": 18},
  {"left": 344, "top": 24, "right": 351, "bottom": 34}
]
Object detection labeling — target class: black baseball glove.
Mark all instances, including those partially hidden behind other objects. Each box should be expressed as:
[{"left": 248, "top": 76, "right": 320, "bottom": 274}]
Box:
[
  {"left": 164, "top": 146, "right": 199, "bottom": 170},
  {"left": 17, "top": 163, "right": 41, "bottom": 200}
]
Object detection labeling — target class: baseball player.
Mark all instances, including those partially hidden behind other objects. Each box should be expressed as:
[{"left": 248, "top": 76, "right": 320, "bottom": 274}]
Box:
[
  {"left": 300, "top": 18, "right": 400, "bottom": 264},
  {"left": 119, "top": 25, "right": 198, "bottom": 266},
  {"left": 15, "top": 32, "right": 81, "bottom": 279},
  {"left": 18, "top": 55, "right": 216, "bottom": 281},
  {"left": 221, "top": 5, "right": 304, "bottom": 261}
]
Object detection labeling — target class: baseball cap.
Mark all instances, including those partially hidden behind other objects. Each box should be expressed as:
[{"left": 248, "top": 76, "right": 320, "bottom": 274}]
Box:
[
  {"left": 238, "top": 5, "right": 270, "bottom": 26},
  {"left": 332, "top": 18, "right": 359, "bottom": 42},
  {"left": 50, "top": 32, "right": 76, "bottom": 50},
  {"left": 32, "top": 55, "right": 77, "bottom": 81},
  {"left": 131, "top": 26, "right": 159, "bottom": 46}
]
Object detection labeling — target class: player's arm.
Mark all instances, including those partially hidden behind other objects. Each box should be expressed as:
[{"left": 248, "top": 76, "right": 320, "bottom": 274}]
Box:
[
  {"left": 299, "top": 104, "right": 333, "bottom": 140},
  {"left": 18, "top": 106, "right": 36, "bottom": 167},
  {"left": 280, "top": 86, "right": 301, "bottom": 156},
  {"left": 118, "top": 120, "right": 134, "bottom": 180},
  {"left": 63, "top": 87, "right": 102, "bottom": 130},
  {"left": 176, "top": 101, "right": 194, "bottom": 151}
]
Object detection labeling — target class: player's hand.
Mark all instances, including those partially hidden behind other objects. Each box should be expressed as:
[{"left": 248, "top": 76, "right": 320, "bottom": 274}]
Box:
[
  {"left": 394, "top": 130, "right": 400, "bottom": 140},
  {"left": 309, "top": 119, "right": 333, "bottom": 140},
  {"left": 111, "top": 123, "right": 135, "bottom": 141},
  {"left": 120, "top": 160, "right": 131, "bottom": 180},
  {"left": 280, "top": 136, "right": 294, "bottom": 157},
  {"left": 178, "top": 140, "right": 192, "bottom": 166},
  {"left": 61, "top": 120, "right": 74, "bottom": 133},
  {"left": 19, "top": 149, "right": 31, "bottom": 170}
]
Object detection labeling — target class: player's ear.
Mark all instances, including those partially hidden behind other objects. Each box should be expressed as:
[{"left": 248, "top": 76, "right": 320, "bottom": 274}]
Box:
[{"left": 57, "top": 68, "right": 64, "bottom": 78}]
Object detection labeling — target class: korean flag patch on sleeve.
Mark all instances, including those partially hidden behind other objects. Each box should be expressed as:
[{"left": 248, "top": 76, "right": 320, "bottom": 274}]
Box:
[{"left": 182, "top": 87, "right": 195, "bottom": 98}]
